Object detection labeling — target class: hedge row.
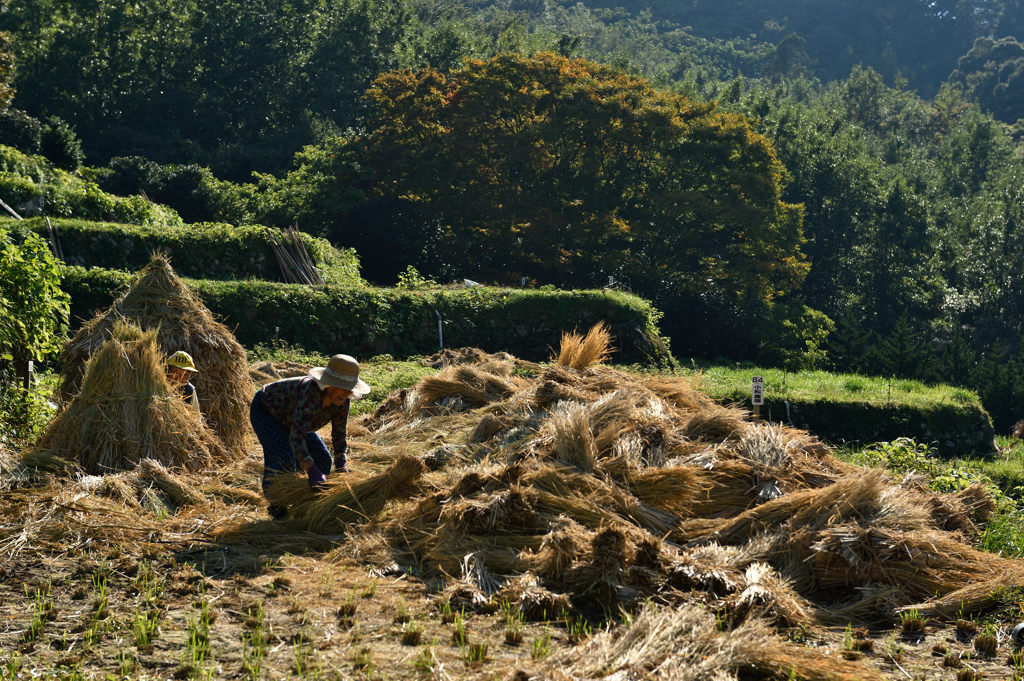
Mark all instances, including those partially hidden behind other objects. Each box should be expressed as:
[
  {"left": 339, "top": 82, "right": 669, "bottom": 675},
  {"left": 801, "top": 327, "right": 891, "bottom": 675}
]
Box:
[
  {"left": 0, "top": 145, "right": 181, "bottom": 227},
  {"left": 21, "top": 217, "right": 362, "bottom": 285},
  {"left": 715, "top": 391, "right": 994, "bottom": 456},
  {"left": 62, "top": 266, "right": 673, "bottom": 364}
]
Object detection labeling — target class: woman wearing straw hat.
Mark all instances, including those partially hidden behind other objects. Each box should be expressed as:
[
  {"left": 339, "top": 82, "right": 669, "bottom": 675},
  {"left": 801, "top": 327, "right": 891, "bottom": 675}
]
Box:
[{"left": 250, "top": 354, "right": 371, "bottom": 520}]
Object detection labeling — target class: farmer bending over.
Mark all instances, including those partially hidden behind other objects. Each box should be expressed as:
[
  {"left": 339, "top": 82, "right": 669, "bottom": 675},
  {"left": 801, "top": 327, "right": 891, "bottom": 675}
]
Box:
[
  {"left": 250, "top": 354, "right": 370, "bottom": 520},
  {"left": 165, "top": 351, "right": 200, "bottom": 413}
]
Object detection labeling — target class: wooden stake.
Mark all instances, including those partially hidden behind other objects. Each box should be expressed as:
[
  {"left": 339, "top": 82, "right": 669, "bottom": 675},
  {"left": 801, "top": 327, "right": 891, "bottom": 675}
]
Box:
[{"left": 0, "top": 197, "right": 23, "bottom": 220}]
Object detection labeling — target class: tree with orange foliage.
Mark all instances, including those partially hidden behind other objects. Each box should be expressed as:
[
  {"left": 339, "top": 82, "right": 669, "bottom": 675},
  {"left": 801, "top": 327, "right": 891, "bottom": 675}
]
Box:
[{"left": 361, "top": 52, "right": 806, "bottom": 308}]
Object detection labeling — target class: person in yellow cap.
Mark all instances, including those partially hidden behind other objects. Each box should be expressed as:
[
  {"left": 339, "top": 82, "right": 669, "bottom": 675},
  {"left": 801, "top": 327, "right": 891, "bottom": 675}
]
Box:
[{"left": 165, "top": 351, "right": 200, "bottom": 413}]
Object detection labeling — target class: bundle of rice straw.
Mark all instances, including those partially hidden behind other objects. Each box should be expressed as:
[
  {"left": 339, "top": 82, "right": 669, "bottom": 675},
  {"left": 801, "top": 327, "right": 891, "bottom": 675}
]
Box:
[
  {"left": 31, "top": 321, "right": 229, "bottom": 474},
  {"left": 554, "top": 321, "right": 613, "bottom": 370},
  {"left": 810, "top": 524, "right": 1019, "bottom": 600},
  {"left": 57, "top": 254, "right": 253, "bottom": 454},
  {"left": 301, "top": 454, "right": 426, "bottom": 532},
  {"left": 547, "top": 602, "right": 881, "bottom": 681},
  {"left": 2, "top": 449, "right": 80, "bottom": 489},
  {"left": 439, "top": 486, "right": 544, "bottom": 534},
  {"left": 264, "top": 472, "right": 323, "bottom": 519},
  {"left": 895, "top": 571, "right": 1021, "bottom": 619},
  {"left": 411, "top": 365, "right": 527, "bottom": 411},
  {"left": 495, "top": 573, "right": 572, "bottom": 620},
  {"left": 138, "top": 459, "right": 210, "bottom": 507},
  {"left": 724, "top": 562, "right": 814, "bottom": 628}
]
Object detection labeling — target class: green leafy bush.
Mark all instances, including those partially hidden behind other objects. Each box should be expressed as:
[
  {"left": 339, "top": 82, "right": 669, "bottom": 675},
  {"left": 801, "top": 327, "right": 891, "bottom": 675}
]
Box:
[
  {"left": 39, "top": 116, "right": 84, "bottom": 171},
  {"left": 61, "top": 267, "right": 672, "bottom": 365},
  {"left": 0, "top": 145, "right": 181, "bottom": 226},
  {"left": 24, "top": 218, "right": 362, "bottom": 285},
  {"left": 0, "top": 228, "right": 70, "bottom": 442},
  {"left": 0, "top": 108, "right": 42, "bottom": 154},
  {"left": 395, "top": 266, "right": 437, "bottom": 290}
]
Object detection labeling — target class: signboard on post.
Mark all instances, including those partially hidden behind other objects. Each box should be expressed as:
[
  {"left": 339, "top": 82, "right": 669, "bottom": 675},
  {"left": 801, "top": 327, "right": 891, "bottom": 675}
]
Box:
[
  {"left": 751, "top": 376, "right": 764, "bottom": 405},
  {"left": 751, "top": 376, "right": 763, "bottom": 422}
]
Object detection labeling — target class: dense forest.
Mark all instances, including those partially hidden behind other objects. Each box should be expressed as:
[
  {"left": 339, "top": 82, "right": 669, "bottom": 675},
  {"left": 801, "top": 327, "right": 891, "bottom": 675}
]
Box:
[{"left": 3, "top": 0, "right": 1024, "bottom": 427}]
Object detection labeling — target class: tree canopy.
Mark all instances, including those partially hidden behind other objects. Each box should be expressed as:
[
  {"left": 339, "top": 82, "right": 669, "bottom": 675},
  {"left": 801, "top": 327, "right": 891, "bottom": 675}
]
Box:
[{"left": 274, "top": 54, "right": 807, "bottom": 315}]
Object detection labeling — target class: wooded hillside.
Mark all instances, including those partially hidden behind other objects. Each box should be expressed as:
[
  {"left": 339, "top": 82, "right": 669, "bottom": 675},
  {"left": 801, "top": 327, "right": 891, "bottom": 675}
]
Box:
[{"left": 3, "top": 0, "right": 1024, "bottom": 429}]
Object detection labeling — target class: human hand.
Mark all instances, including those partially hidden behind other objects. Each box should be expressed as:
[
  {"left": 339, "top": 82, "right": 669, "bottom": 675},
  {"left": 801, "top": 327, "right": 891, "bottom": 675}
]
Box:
[{"left": 307, "top": 464, "right": 327, "bottom": 490}]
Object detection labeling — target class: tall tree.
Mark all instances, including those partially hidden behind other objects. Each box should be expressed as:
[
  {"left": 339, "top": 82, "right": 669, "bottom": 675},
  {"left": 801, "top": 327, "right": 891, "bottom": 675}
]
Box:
[
  {"left": 863, "top": 178, "right": 938, "bottom": 333},
  {"left": 357, "top": 53, "right": 808, "bottom": 309}
]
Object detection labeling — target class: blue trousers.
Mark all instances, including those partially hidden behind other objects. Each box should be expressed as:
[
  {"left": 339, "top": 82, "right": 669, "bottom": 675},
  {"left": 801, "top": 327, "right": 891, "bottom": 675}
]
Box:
[{"left": 250, "top": 391, "right": 333, "bottom": 494}]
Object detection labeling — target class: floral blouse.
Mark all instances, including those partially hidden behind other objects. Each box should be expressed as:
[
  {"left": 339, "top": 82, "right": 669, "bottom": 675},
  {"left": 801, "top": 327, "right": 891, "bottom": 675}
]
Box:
[{"left": 258, "top": 376, "right": 349, "bottom": 465}]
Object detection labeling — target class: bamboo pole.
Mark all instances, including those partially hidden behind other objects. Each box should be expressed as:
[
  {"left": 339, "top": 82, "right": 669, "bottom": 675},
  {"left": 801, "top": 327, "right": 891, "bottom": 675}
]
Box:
[
  {"left": 45, "top": 217, "right": 64, "bottom": 261},
  {"left": 0, "top": 197, "right": 23, "bottom": 220},
  {"left": 287, "top": 226, "right": 324, "bottom": 285},
  {"left": 270, "top": 230, "right": 313, "bottom": 285}
]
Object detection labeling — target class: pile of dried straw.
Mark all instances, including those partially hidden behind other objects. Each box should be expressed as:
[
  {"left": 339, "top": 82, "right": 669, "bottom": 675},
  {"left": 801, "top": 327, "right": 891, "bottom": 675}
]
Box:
[
  {"left": 3, "top": 320, "right": 1017, "bottom": 677},
  {"left": 58, "top": 254, "right": 252, "bottom": 453},
  {"left": 32, "top": 321, "right": 230, "bottom": 474},
  {"left": 309, "top": 324, "right": 1020, "bottom": 629}
]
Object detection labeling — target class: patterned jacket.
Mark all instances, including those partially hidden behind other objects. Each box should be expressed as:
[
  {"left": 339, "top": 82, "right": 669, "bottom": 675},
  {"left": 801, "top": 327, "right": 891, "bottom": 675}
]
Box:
[{"left": 258, "top": 377, "right": 349, "bottom": 466}]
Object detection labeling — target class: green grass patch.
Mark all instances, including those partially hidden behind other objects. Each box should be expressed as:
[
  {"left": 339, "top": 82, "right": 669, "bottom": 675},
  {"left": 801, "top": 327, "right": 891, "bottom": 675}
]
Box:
[
  {"left": 963, "top": 437, "right": 1024, "bottom": 494},
  {"left": 678, "top": 363, "right": 994, "bottom": 456}
]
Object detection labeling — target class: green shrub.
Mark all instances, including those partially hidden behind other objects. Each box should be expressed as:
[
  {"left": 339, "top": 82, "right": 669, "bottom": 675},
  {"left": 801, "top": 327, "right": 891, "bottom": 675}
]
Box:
[
  {"left": 61, "top": 268, "right": 673, "bottom": 365},
  {"left": 0, "top": 228, "right": 70, "bottom": 441},
  {"left": 0, "top": 145, "right": 47, "bottom": 181},
  {"left": 0, "top": 108, "right": 42, "bottom": 155},
  {"left": 0, "top": 145, "right": 181, "bottom": 226},
  {"left": 39, "top": 117, "right": 84, "bottom": 171},
  {"left": 35, "top": 218, "right": 361, "bottom": 285}
]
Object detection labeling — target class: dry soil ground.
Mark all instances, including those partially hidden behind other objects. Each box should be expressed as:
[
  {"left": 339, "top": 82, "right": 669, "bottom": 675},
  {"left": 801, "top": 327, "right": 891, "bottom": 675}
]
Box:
[{"left": 2, "top": 540, "right": 1023, "bottom": 680}]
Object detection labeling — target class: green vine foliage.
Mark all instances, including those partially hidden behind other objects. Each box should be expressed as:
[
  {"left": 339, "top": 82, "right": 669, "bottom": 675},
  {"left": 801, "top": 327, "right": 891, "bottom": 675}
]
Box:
[
  {"left": 395, "top": 266, "right": 437, "bottom": 290},
  {"left": 0, "top": 228, "right": 70, "bottom": 441},
  {"left": 0, "top": 229, "right": 70, "bottom": 362}
]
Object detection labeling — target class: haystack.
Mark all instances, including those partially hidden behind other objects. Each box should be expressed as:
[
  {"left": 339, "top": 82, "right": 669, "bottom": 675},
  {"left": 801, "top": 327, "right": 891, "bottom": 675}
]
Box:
[
  {"left": 110, "top": 319, "right": 1011, "bottom": 633},
  {"left": 58, "top": 254, "right": 252, "bottom": 453},
  {"left": 32, "top": 321, "right": 229, "bottom": 474}
]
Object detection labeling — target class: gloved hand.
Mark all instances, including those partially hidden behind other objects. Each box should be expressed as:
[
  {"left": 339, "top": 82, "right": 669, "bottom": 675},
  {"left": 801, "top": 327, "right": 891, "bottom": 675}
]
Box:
[
  {"left": 333, "top": 450, "right": 348, "bottom": 474},
  {"left": 307, "top": 464, "right": 327, "bottom": 490}
]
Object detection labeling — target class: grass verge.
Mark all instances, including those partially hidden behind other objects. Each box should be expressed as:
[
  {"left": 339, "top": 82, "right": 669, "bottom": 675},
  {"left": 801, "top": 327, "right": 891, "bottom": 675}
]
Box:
[{"left": 676, "top": 363, "right": 994, "bottom": 456}]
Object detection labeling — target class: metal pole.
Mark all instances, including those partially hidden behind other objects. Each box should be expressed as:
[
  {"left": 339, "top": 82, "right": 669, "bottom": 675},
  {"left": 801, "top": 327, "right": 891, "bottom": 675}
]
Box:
[{"left": 435, "top": 309, "right": 443, "bottom": 350}]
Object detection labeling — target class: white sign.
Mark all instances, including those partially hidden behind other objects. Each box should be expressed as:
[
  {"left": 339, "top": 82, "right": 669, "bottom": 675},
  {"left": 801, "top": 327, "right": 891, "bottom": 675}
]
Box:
[{"left": 751, "top": 376, "right": 764, "bottom": 406}]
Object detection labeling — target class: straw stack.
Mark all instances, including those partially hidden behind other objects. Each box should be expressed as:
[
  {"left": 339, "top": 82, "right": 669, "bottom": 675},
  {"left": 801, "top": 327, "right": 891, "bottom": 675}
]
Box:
[
  {"left": 154, "top": 320, "right": 1021, "bottom": 631},
  {"left": 57, "top": 254, "right": 253, "bottom": 454},
  {"left": 31, "top": 321, "right": 229, "bottom": 474}
]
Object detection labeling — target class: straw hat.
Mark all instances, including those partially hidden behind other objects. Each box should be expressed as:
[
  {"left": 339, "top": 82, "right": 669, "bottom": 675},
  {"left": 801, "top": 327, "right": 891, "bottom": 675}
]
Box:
[{"left": 309, "top": 354, "right": 371, "bottom": 397}]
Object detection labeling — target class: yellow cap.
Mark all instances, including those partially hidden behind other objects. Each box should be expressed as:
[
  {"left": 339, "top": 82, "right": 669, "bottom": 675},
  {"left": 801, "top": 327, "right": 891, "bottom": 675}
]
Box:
[{"left": 166, "top": 350, "right": 198, "bottom": 372}]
